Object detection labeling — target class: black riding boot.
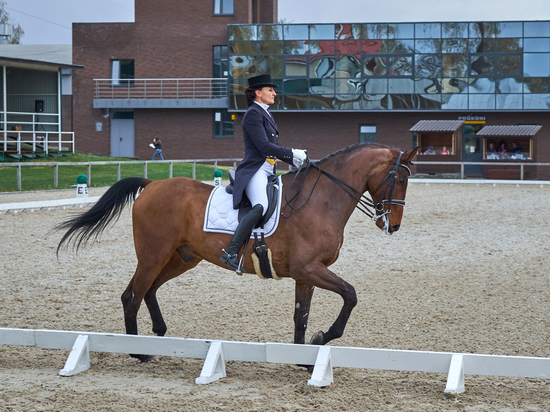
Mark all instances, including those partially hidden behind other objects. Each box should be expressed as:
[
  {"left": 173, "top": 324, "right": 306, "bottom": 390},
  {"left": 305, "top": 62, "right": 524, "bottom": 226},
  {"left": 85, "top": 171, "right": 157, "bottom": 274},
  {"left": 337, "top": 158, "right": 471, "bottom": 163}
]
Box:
[{"left": 220, "top": 204, "right": 264, "bottom": 272}]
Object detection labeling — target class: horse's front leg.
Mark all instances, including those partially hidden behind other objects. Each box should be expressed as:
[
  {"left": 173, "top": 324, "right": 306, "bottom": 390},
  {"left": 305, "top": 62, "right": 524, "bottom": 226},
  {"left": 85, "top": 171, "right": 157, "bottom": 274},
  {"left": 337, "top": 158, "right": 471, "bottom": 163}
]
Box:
[
  {"left": 293, "top": 281, "right": 316, "bottom": 344},
  {"left": 301, "top": 264, "right": 357, "bottom": 346}
]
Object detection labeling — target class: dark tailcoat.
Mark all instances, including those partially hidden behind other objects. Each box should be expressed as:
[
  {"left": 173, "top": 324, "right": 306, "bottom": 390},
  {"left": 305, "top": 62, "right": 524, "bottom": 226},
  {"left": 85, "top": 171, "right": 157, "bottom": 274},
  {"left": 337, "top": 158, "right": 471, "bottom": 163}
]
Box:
[{"left": 233, "top": 103, "right": 293, "bottom": 209}]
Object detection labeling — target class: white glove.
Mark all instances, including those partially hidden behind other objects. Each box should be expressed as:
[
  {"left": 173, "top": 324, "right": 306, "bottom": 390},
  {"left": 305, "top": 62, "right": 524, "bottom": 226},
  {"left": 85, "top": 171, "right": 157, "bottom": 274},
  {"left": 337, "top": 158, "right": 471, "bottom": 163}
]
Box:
[{"left": 292, "top": 149, "right": 307, "bottom": 168}]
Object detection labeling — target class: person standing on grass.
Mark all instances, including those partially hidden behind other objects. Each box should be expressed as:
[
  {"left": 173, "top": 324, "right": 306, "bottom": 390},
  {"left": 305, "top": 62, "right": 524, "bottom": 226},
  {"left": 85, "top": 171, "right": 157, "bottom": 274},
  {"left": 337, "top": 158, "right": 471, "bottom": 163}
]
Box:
[{"left": 152, "top": 136, "right": 164, "bottom": 161}]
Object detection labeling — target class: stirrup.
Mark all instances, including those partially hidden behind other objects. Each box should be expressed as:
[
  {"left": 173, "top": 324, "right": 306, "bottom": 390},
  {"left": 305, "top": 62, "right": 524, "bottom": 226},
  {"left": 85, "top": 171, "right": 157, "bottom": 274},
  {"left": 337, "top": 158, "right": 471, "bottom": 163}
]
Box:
[{"left": 220, "top": 250, "right": 246, "bottom": 274}]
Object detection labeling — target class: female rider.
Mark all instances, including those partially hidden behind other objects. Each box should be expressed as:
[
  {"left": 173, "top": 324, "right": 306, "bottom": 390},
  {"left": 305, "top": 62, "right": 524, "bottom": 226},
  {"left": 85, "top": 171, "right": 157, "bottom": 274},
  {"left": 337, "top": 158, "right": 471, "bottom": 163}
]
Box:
[{"left": 220, "top": 74, "right": 307, "bottom": 272}]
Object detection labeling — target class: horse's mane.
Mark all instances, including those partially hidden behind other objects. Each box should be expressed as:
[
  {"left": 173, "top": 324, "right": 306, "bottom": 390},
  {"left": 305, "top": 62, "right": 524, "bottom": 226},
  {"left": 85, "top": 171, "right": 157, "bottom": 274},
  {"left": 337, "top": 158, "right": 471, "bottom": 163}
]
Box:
[{"left": 315, "top": 142, "right": 397, "bottom": 166}]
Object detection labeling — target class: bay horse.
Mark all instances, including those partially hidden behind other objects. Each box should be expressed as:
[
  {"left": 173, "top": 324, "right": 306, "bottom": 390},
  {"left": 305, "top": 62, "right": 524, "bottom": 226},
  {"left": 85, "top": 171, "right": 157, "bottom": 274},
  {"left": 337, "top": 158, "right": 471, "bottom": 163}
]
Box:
[{"left": 56, "top": 144, "right": 419, "bottom": 361}]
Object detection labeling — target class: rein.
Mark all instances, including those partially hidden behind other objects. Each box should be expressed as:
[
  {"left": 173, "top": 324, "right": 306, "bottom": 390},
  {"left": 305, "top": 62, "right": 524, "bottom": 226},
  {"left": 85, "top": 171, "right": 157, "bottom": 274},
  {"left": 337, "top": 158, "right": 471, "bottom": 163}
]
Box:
[{"left": 282, "top": 152, "right": 410, "bottom": 221}]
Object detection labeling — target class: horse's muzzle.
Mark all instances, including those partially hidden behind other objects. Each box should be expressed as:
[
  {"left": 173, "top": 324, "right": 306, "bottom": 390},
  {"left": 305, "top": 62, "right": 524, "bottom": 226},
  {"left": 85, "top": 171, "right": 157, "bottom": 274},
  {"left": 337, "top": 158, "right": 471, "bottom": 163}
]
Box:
[{"left": 388, "top": 224, "right": 400, "bottom": 234}]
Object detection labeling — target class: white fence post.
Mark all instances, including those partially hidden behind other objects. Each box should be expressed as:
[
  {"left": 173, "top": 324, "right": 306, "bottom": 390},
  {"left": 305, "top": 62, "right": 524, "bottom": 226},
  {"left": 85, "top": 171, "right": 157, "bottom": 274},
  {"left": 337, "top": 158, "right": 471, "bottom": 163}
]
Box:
[{"left": 59, "top": 334, "right": 90, "bottom": 377}]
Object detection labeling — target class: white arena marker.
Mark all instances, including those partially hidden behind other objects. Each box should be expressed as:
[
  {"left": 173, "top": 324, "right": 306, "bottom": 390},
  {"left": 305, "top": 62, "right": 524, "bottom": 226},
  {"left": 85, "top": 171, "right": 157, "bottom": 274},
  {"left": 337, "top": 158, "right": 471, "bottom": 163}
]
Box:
[
  {"left": 444, "top": 354, "right": 465, "bottom": 394},
  {"left": 195, "top": 341, "right": 226, "bottom": 384},
  {"left": 59, "top": 334, "right": 90, "bottom": 376},
  {"left": 308, "top": 346, "right": 333, "bottom": 387}
]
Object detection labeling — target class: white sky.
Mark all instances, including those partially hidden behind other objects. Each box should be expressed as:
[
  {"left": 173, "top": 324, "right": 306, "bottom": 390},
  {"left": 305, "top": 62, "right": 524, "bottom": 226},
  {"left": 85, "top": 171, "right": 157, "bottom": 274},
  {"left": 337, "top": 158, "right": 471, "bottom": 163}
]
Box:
[{"left": 7, "top": 0, "right": 550, "bottom": 45}]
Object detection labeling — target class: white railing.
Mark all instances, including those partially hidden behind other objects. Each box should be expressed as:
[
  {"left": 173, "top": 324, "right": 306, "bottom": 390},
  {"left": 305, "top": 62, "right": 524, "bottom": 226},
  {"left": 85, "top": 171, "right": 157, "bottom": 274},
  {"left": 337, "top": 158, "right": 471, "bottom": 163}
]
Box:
[
  {"left": 414, "top": 160, "right": 549, "bottom": 180},
  {"left": 94, "top": 78, "right": 229, "bottom": 100},
  {"left": 2, "top": 327, "right": 550, "bottom": 392},
  {"left": 1, "top": 131, "right": 75, "bottom": 155}
]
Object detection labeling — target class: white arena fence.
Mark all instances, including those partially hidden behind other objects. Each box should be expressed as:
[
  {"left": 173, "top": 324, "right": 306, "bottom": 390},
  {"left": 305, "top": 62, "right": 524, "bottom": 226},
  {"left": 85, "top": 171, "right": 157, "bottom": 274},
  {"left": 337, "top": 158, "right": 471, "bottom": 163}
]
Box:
[{"left": 1, "top": 327, "right": 550, "bottom": 392}]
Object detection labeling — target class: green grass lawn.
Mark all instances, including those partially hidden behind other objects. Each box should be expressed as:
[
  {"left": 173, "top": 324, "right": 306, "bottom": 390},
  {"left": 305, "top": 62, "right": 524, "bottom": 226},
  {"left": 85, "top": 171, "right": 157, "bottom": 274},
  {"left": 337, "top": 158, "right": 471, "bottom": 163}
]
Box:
[{"left": 0, "top": 153, "right": 230, "bottom": 192}]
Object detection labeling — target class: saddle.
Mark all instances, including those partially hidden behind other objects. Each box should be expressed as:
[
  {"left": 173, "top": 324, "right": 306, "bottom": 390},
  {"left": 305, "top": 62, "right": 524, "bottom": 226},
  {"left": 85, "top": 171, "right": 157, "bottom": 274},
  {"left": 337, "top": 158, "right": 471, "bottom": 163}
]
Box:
[{"left": 225, "top": 169, "right": 279, "bottom": 228}]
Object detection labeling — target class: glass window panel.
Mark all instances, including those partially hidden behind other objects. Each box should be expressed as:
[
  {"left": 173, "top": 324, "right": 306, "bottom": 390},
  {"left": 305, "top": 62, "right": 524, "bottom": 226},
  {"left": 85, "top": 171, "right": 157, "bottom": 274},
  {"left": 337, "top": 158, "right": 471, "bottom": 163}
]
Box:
[
  {"left": 496, "top": 22, "right": 522, "bottom": 38},
  {"left": 309, "top": 96, "right": 334, "bottom": 110},
  {"left": 524, "top": 21, "right": 550, "bottom": 37},
  {"left": 230, "top": 78, "right": 247, "bottom": 94},
  {"left": 414, "top": 78, "right": 441, "bottom": 93},
  {"left": 415, "top": 39, "right": 441, "bottom": 53},
  {"left": 388, "top": 94, "right": 415, "bottom": 109},
  {"left": 364, "top": 78, "right": 388, "bottom": 93},
  {"left": 283, "top": 94, "right": 309, "bottom": 109},
  {"left": 468, "top": 38, "right": 495, "bottom": 53},
  {"left": 415, "top": 23, "right": 441, "bottom": 38},
  {"left": 335, "top": 78, "right": 362, "bottom": 94},
  {"left": 309, "top": 56, "right": 335, "bottom": 78},
  {"left": 469, "top": 22, "right": 496, "bottom": 38},
  {"left": 388, "top": 23, "right": 414, "bottom": 39},
  {"left": 257, "top": 56, "right": 283, "bottom": 78},
  {"left": 524, "top": 53, "right": 550, "bottom": 77},
  {"left": 524, "top": 94, "right": 550, "bottom": 109},
  {"left": 389, "top": 56, "right": 413, "bottom": 76},
  {"left": 495, "top": 38, "right": 522, "bottom": 52},
  {"left": 523, "top": 77, "right": 550, "bottom": 93},
  {"left": 524, "top": 38, "right": 550, "bottom": 52},
  {"left": 335, "top": 55, "right": 362, "bottom": 78},
  {"left": 333, "top": 95, "right": 362, "bottom": 109},
  {"left": 309, "top": 40, "right": 334, "bottom": 55},
  {"left": 309, "top": 78, "right": 335, "bottom": 95},
  {"left": 470, "top": 55, "right": 495, "bottom": 76},
  {"left": 361, "top": 125, "right": 377, "bottom": 133},
  {"left": 283, "top": 25, "right": 308, "bottom": 40},
  {"left": 497, "top": 94, "right": 522, "bottom": 109},
  {"left": 284, "top": 56, "right": 307, "bottom": 77},
  {"left": 388, "top": 78, "right": 414, "bottom": 93},
  {"left": 469, "top": 94, "right": 495, "bottom": 109},
  {"left": 384, "top": 39, "right": 414, "bottom": 53},
  {"left": 362, "top": 23, "right": 387, "bottom": 39},
  {"left": 229, "top": 94, "right": 248, "bottom": 110},
  {"left": 441, "top": 78, "right": 469, "bottom": 93},
  {"left": 497, "top": 78, "right": 522, "bottom": 93},
  {"left": 283, "top": 78, "right": 308, "bottom": 94},
  {"left": 309, "top": 24, "right": 335, "bottom": 40},
  {"left": 468, "top": 78, "right": 496, "bottom": 93},
  {"left": 223, "top": 0, "right": 234, "bottom": 14},
  {"left": 417, "top": 94, "right": 442, "bottom": 109},
  {"left": 336, "top": 24, "right": 362, "bottom": 40},
  {"left": 442, "top": 39, "right": 468, "bottom": 53},
  {"left": 442, "top": 93, "right": 468, "bottom": 109},
  {"left": 441, "top": 23, "right": 468, "bottom": 38},
  {"left": 258, "top": 41, "right": 282, "bottom": 54},
  {"left": 230, "top": 41, "right": 257, "bottom": 55},
  {"left": 361, "top": 39, "right": 385, "bottom": 54},
  {"left": 497, "top": 55, "right": 521, "bottom": 76},
  {"left": 283, "top": 40, "right": 308, "bottom": 54},
  {"left": 363, "top": 55, "right": 387, "bottom": 76},
  {"left": 362, "top": 94, "right": 388, "bottom": 109},
  {"left": 230, "top": 55, "right": 257, "bottom": 78},
  {"left": 258, "top": 25, "right": 282, "bottom": 40},
  {"left": 442, "top": 54, "right": 468, "bottom": 77},
  {"left": 229, "top": 25, "right": 256, "bottom": 41},
  {"left": 415, "top": 54, "right": 442, "bottom": 77},
  {"left": 336, "top": 40, "right": 362, "bottom": 54}
]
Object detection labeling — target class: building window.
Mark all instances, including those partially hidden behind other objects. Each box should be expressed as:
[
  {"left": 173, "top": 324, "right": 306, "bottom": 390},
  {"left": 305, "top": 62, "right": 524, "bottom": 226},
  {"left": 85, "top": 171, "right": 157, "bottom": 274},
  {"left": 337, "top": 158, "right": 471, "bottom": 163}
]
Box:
[
  {"left": 214, "top": 0, "right": 233, "bottom": 15},
  {"left": 359, "top": 125, "right": 377, "bottom": 143},
  {"left": 214, "top": 110, "right": 234, "bottom": 138},
  {"left": 111, "top": 60, "right": 134, "bottom": 86},
  {"left": 213, "top": 46, "right": 230, "bottom": 78}
]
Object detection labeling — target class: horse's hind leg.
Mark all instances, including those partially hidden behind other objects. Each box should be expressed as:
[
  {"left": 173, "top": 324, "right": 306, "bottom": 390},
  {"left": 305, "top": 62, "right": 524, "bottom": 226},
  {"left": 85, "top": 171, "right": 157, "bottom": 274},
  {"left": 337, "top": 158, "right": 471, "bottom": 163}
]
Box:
[{"left": 144, "top": 248, "right": 202, "bottom": 337}]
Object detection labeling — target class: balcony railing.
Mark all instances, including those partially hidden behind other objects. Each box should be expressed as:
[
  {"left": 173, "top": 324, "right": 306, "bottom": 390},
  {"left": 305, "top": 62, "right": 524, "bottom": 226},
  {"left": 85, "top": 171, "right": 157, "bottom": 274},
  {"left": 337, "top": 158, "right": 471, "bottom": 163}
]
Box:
[{"left": 94, "top": 78, "right": 228, "bottom": 100}]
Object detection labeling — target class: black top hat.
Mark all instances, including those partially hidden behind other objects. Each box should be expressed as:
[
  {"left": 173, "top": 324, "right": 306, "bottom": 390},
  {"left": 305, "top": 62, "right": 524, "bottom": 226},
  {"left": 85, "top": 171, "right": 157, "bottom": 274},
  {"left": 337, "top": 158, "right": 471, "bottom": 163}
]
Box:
[{"left": 247, "top": 74, "right": 278, "bottom": 89}]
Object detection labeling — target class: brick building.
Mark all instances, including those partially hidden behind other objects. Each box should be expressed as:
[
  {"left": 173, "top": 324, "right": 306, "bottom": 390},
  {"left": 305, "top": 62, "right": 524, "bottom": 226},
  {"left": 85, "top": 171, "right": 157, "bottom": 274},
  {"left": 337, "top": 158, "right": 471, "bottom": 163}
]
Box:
[{"left": 73, "top": 4, "right": 550, "bottom": 178}]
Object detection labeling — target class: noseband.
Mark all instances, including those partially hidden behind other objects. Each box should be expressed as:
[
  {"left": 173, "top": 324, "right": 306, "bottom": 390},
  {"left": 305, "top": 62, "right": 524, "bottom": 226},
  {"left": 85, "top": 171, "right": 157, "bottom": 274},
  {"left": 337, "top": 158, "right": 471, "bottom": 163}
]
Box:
[{"left": 283, "top": 151, "right": 411, "bottom": 223}]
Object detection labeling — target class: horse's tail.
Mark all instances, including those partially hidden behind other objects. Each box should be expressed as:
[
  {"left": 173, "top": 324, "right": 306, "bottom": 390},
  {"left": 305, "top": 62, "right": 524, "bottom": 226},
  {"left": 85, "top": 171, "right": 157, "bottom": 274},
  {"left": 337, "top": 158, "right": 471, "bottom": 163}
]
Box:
[{"left": 56, "top": 177, "right": 152, "bottom": 256}]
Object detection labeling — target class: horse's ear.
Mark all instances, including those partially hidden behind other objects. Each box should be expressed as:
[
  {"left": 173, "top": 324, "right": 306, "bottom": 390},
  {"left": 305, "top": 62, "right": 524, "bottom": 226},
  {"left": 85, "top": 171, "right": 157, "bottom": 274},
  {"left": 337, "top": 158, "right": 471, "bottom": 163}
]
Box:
[{"left": 401, "top": 146, "right": 421, "bottom": 164}]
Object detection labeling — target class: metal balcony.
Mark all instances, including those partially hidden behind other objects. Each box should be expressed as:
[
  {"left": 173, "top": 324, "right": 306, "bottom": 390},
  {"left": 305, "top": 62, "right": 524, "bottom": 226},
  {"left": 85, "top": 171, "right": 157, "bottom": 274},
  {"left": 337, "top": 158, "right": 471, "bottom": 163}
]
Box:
[{"left": 93, "top": 78, "right": 229, "bottom": 109}]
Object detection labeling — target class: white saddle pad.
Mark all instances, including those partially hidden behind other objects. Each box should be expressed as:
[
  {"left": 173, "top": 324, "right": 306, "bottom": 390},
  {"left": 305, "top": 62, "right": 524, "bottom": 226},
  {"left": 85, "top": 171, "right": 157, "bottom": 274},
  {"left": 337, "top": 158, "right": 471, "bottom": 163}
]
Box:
[{"left": 203, "top": 176, "right": 283, "bottom": 238}]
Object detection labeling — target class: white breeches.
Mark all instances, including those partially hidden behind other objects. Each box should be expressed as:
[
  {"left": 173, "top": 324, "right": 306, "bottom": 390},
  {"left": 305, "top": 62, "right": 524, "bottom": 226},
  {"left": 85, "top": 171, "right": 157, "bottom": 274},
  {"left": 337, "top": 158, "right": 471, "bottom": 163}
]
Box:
[{"left": 245, "top": 160, "right": 273, "bottom": 216}]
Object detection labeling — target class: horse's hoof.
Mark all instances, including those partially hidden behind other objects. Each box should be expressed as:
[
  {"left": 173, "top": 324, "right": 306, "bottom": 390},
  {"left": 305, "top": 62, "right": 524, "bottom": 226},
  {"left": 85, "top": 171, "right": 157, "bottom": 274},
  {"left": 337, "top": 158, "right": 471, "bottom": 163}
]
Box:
[
  {"left": 308, "top": 330, "right": 326, "bottom": 346},
  {"left": 130, "top": 353, "right": 154, "bottom": 363}
]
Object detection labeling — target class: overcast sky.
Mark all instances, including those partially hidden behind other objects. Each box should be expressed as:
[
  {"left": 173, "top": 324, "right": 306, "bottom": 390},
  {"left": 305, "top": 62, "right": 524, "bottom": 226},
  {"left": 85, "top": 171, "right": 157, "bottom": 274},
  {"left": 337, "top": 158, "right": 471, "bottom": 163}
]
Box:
[{"left": 7, "top": 0, "right": 550, "bottom": 45}]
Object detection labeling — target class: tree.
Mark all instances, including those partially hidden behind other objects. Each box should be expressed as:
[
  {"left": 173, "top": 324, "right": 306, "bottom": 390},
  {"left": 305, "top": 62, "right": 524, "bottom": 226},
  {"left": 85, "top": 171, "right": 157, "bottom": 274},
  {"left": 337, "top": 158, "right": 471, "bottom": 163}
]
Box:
[{"left": 0, "top": 1, "right": 24, "bottom": 44}]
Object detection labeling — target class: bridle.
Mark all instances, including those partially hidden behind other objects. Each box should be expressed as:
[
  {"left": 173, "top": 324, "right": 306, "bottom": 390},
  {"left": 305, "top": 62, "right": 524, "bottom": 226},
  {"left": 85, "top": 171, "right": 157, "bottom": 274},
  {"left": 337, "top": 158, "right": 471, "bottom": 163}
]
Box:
[{"left": 283, "top": 151, "right": 411, "bottom": 225}]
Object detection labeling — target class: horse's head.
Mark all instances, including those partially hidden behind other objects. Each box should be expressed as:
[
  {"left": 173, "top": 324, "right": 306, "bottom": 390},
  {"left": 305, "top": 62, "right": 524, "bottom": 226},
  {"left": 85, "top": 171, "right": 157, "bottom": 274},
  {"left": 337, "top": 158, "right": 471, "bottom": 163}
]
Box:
[{"left": 368, "top": 147, "right": 420, "bottom": 235}]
